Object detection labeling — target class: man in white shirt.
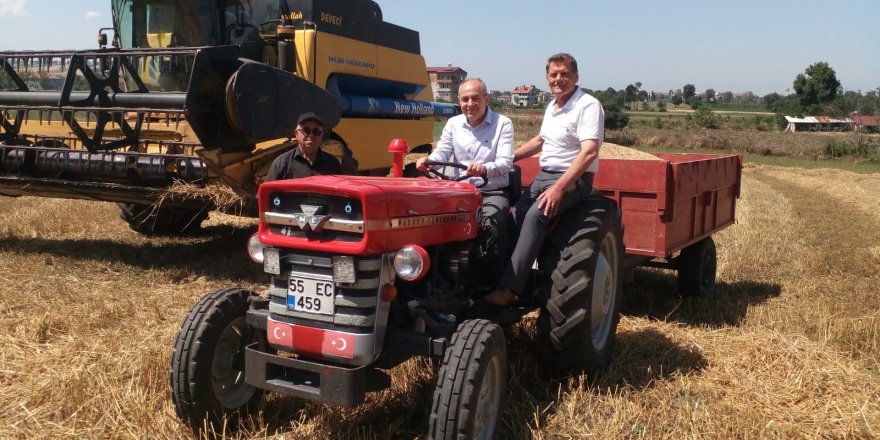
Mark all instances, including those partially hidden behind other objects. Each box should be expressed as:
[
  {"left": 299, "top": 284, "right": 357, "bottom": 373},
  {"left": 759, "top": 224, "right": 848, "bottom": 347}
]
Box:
[
  {"left": 417, "top": 78, "right": 514, "bottom": 280},
  {"left": 485, "top": 53, "right": 604, "bottom": 306}
]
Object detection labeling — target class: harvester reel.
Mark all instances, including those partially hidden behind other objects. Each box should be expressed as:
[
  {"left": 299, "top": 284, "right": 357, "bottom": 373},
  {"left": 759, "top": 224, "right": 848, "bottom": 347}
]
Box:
[{"left": 59, "top": 52, "right": 149, "bottom": 153}]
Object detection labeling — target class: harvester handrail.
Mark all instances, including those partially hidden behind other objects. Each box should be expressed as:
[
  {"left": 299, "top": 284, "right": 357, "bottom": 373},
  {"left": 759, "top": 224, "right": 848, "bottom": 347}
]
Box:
[{"left": 0, "top": 47, "right": 205, "bottom": 58}]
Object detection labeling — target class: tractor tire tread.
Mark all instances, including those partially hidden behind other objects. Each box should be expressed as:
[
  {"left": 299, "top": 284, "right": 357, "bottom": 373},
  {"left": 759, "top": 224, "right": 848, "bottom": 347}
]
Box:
[
  {"left": 170, "top": 287, "right": 257, "bottom": 431},
  {"left": 537, "top": 196, "right": 623, "bottom": 373},
  {"left": 429, "top": 319, "right": 506, "bottom": 440}
]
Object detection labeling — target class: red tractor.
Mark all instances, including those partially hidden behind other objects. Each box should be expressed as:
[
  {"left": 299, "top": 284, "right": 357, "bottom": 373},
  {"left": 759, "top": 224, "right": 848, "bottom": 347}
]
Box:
[{"left": 169, "top": 149, "right": 625, "bottom": 438}]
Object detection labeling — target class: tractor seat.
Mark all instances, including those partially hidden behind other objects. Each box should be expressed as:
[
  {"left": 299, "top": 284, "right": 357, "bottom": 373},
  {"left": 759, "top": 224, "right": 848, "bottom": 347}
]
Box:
[{"left": 506, "top": 164, "right": 523, "bottom": 205}]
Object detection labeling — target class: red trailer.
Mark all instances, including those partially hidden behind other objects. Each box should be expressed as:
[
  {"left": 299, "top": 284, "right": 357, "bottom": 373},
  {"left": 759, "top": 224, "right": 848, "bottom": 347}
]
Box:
[{"left": 518, "top": 152, "right": 743, "bottom": 297}]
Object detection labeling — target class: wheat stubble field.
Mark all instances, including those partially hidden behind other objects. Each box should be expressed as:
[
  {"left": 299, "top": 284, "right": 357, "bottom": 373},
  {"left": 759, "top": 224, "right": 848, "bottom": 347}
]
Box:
[{"left": 1, "top": 163, "right": 878, "bottom": 439}]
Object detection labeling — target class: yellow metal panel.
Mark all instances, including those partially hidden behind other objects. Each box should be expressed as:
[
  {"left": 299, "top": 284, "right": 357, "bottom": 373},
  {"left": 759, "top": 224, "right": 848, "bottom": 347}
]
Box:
[
  {"left": 286, "top": 30, "right": 440, "bottom": 172},
  {"left": 18, "top": 120, "right": 73, "bottom": 139},
  {"left": 17, "top": 117, "right": 199, "bottom": 152},
  {"left": 295, "top": 29, "right": 385, "bottom": 84},
  {"left": 376, "top": 46, "right": 432, "bottom": 99},
  {"left": 295, "top": 30, "right": 431, "bottom": 97},
  {"left": 146, "top": 32, "right": 172, "bottom": 48},
  {"left": 334, "top": 118, "right": 434, "bottom": 172},
  {"left": 309, "top": 32, "right": 378, "bottom": 87},
  {"left": 294, "top": 29, "right": 317, "bottom": 82}
]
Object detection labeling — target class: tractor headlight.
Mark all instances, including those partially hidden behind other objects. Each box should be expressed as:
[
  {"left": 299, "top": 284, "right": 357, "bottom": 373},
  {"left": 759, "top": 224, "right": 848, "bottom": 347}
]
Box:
[
  {"left": 248, "top": 232, "right": 281, "bottom": 274},
  {"left": 247, "top": 232, "right": 265, "bottom": 263},
  {"left": 393, "top": 245, "right": 430, "bottom": 281}
]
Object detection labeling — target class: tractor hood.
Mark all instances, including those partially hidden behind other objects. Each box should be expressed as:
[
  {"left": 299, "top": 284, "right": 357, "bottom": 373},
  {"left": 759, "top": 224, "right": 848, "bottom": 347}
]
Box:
[{"left": 258, "top": 176, "right": 482, "bottom": 255}]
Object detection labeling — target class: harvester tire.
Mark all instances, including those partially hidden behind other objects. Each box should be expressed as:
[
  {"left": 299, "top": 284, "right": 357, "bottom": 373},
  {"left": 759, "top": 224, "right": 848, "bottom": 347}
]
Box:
[
  {"left": 537, "top": 196, "right": 624, "bottom": 373},
  {"left": 118, "top": 202, "right": 209, "bottom": 235},
  {"left": 170, "top": 287, "right": 261, "bottom": 432},
  {"left": 677, "top": 237, "right": 717, "bottom": 297},
  {"left": 429, "top": 319, "right": 506, "bottom": 440}
]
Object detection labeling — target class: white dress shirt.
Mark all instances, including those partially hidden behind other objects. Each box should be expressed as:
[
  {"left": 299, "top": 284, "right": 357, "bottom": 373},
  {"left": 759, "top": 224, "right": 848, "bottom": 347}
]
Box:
[{"left": 428, "top": 109, "right": 514, "bottom": 191}]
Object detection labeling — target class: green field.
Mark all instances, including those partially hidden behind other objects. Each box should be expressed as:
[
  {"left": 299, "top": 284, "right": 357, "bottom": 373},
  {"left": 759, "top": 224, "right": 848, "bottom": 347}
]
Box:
[
  {"left": 484, "top": 108, "right": 880, "bottom": 170},
  {"left": 637, "top": 145, "right": 880, "bottom": 173}
]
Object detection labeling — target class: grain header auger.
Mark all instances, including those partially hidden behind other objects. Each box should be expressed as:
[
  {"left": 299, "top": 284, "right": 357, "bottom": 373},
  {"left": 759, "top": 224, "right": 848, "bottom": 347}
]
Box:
[{"left": 0, "top": 0, "right": 458, "bottom": 234}]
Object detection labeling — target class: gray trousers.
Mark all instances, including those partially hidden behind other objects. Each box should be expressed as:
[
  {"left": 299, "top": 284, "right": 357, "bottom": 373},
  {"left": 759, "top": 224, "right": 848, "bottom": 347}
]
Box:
[
  {"left": 499, "top": 170, "right": 593, "bottom": 295},
  {"left": 478, "top": 191, "right": 510, "bottom": 280}
]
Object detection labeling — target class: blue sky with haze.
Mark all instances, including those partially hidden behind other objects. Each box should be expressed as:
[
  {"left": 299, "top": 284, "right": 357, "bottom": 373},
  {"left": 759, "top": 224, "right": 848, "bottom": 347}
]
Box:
[{"left": 1, "top": 0, "right": 877, "bottom": 95}]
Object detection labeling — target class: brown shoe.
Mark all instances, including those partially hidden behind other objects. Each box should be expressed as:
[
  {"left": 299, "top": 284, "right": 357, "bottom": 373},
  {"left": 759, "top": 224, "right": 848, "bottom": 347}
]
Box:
[{"left": 483, "top": 288, "right": 520, "bottom": 307}]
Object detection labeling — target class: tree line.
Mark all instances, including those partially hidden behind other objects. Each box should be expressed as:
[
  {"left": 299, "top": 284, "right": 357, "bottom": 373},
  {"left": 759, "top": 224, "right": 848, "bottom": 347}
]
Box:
[{"left": 583, "top": 61, "right": 879, "bottom": 130}]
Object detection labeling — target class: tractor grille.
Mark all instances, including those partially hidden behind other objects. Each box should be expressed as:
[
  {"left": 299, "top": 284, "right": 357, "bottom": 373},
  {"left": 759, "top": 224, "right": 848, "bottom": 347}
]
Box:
[
  {"left": 263, "top": 192, "right": 365, "bottom": 241},
  {"left": 268, "top": 251, "right": 383, "bottom": 334}
]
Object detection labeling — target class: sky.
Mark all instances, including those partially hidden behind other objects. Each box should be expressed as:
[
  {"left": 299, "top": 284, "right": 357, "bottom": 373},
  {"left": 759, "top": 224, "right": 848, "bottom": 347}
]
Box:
[{"left": 1, "top": 0, "right": 877, "bottom": 96}]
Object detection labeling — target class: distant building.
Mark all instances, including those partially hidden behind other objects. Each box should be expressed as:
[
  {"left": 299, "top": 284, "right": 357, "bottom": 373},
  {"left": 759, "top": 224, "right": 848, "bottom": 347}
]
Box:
[
  {"left": 850, "top": 113, "right": 879, "bottom": 133},
  {"left": 511, "top": 85, "right": 539, "bottom": 107},
  {"left": 784, "top": 115, "right": 851, "bottom": 132},
  {"left": 490, "top": 90, "right": 509, "bottom": 104},
  {"left": 537, "top": 90, "right": 553, "bottom": 104},
  {"left": 426, "top": 65, "right": 467, "bottom": 102}
]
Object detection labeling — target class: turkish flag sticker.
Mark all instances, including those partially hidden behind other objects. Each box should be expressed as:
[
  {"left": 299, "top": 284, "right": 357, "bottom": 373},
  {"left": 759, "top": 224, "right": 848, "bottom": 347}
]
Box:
[
  {"left": 321, "top": 331, "right": 355, "bottom": 359},
  {"left": 267, "top": 319, "right": 293, "bottom": 348}
]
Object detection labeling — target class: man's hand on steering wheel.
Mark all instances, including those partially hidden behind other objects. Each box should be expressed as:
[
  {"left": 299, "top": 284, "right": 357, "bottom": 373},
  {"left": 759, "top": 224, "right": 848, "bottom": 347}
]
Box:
[
  {"left": 466, "top": 162, "right": 487, "bottom": 178},
  {"left": 415, "top": 156, "right": 430, "bottom": 172},
  {"left": 420, "top": 160, "right": 488, "bottom": 188}
]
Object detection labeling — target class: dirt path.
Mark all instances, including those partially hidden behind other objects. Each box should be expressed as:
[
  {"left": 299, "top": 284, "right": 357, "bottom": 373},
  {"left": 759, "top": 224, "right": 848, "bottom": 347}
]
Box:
[
  {"left": 745, "top": 167, "right": 880, "bottom": 358},
  {"left": 748, "top": 164, "right": 880, "bottom": 226}
]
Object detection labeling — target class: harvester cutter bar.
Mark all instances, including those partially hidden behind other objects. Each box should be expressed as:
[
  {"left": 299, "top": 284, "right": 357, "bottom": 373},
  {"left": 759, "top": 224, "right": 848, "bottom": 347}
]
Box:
[{"left": 0, "top": 144, "right": 208, "bottom": 187}]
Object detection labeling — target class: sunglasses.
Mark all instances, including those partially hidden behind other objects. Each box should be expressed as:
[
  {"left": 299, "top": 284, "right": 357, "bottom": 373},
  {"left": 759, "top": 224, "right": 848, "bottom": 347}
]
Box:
[{"left": 296, "top": 127, "right": 325, "bottom": 137}]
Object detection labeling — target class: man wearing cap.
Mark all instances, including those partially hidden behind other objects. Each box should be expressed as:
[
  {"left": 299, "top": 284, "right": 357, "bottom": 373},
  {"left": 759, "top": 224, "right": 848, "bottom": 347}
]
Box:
[{"left": 264, "top": 112, "right": 343, "bottom": 181}]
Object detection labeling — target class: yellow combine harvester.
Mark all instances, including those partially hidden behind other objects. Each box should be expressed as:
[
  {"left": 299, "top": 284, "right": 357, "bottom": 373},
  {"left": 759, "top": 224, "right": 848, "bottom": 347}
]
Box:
[{"left": 0, "top": 0, "right": 456, "bottom": 233}]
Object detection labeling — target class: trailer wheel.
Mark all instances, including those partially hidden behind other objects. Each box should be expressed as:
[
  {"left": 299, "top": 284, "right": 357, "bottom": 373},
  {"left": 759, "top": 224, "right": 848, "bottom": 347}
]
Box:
[
  {"left": 118, "top": 202, "right": 209, "bottom": 235},
  {"left": 677, "top": 237, "right": 717, "bottom": 297},
  {"left": 429, "top": 319, "right": 506, "bottom": 440},
  {"left": 170, "top": 287, "right": 260, "bottom": 431},
  {"left": 538, "top": 197, "right": 624, "bottom": 373}
]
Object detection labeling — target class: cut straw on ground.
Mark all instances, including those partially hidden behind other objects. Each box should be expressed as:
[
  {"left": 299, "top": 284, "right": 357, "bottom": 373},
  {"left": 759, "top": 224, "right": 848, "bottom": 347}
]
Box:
[{"left": 0, "top": 163, "right": 878, "bottom": 438}]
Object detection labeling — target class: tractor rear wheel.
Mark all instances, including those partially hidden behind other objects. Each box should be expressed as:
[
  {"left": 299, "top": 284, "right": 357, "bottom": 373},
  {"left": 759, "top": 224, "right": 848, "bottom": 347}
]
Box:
[
  {"left": 170, "top": 287, "right": 261, "bottom": 432},
  {"left": 677, "top": 237, "right": 717, "bottom": 297},
  {"left": 538, "top": 196, "right": 624, "bottom": 373},
  {"left": 429, "top": 319, "right": 506, "bottom": 440},
  {"left": 118, "top": 202, "right": 209, "bottom": 235}
]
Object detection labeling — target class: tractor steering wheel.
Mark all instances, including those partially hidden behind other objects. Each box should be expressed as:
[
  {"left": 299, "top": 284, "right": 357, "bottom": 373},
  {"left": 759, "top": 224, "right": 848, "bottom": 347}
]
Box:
[{"left": 422, "top": 160, "right": 488, "bottom": 188}]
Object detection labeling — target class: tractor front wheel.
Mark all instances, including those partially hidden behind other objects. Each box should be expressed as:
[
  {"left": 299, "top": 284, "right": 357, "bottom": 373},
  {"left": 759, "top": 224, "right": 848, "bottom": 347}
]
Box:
[
  {"left": 429, "top": 319, "right": 507, "bottom": 440},
  {"left": 170, "top": 287, "right": 261, "bottom": 431}
]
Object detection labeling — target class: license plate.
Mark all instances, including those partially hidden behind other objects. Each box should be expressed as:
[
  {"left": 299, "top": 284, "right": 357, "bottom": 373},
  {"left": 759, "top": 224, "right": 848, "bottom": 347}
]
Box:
[{"left": 287, "top": 273, "right": 335, "bottom": 315}]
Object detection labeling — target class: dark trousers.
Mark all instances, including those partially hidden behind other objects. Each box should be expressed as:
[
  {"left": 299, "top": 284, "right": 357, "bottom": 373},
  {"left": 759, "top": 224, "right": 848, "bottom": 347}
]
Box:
[
  {"left": 477, "top": 191, "right": 510, "bottom": 280},
  {"left": 499, "top": 170, "right": 593, "bottom": 294}
]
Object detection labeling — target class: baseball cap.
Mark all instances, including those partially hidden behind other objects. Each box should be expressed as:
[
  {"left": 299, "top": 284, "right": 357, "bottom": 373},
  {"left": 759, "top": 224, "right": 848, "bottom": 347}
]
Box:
[{"left": 296, "top": 112, "right": 324, "bottom": 127}]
